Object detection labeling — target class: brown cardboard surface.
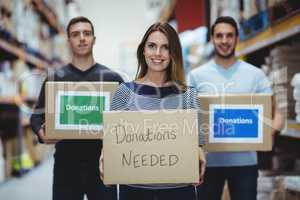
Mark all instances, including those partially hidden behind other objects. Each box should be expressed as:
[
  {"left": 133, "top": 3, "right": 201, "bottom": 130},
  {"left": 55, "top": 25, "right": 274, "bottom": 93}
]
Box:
[
  {"left": 198, "top": 94, "right": 273, "bottom": 152},
  {"left": 45, "top": 81, "right": 119, "bottom": 139},
  {"left": 103, "top": 109, "right": 199, "bottom": 184}
]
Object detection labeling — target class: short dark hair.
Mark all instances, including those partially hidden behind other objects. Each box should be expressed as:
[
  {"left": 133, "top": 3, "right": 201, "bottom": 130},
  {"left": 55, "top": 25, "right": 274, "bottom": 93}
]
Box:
[
  {"left": 211, "top": 16, "right": 239, "bottom": 36},
  {"left": 66, "top": 16, "right": 94, "bottom": 37}
]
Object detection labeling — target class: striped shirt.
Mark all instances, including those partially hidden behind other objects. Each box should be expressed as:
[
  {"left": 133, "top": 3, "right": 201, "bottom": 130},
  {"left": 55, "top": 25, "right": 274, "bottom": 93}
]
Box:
[{"left": 111, "top": 81, "right": 204, "bottom": 189}]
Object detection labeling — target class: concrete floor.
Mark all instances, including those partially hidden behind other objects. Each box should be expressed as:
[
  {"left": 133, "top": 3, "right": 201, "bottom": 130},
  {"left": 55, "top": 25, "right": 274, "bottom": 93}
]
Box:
[{"left": 0, "top": 157, "right": 53, "bottom": 200}]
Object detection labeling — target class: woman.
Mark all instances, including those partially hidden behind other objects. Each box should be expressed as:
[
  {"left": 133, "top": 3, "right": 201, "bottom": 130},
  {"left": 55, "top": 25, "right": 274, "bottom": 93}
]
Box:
[{"left": 100, "top": 22, "right": 206, "bottom": 200}]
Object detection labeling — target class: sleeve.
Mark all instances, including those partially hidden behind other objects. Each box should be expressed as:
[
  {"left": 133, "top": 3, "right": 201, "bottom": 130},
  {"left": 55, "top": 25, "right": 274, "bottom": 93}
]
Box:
[
  {"left": 30, "top": 80, "right": 46, "bottom": 143},
  {"left": 102, "top": 67, "right": 124, "bottom": 84},
  {"left": 186, "top": 88, "right": 205, "bottom": 146},
  {"left": 113, "top": 71, "right": 124, "bottom": 84},
  {"left": 187, "top": 71, "right": 197, "bottom": 87},
  {"left": 111, "top": 83, "right": 131, "bottom": 111},
  {"left": 255, "top": 70, "right": 273, "bottom": 94}
]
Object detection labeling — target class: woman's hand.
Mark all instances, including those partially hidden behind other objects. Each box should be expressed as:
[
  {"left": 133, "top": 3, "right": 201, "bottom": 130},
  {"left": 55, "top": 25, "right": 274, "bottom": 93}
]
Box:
[
  {"left": 193, "top": 147, "right": 206, "bottom": 186},
  {"left": 198, "top": 147, "right": 206, "bottom": 184},
  {"left": 99, "top": 149, "right": 104, "bottom": 181}
]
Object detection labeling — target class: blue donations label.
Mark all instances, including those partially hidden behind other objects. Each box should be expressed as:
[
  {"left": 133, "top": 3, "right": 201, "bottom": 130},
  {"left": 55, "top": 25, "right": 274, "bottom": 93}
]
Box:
[{"left": 213, "top": 106, "right": 259, "bottom": 138}]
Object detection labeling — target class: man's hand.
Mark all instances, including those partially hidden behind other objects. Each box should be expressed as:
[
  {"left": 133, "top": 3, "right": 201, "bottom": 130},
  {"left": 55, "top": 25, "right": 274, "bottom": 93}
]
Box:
[
  {"left": 38, "top": 124, "right": 59, "bottom": 144},
  {"left": 99, "top": 149, "right": 104, "bottom": 181}
]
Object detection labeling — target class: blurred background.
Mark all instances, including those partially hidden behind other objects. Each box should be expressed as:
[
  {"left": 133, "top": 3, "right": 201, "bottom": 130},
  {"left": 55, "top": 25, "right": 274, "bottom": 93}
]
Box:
[{"left": 0, "top": 0, "right": 300, "bottom": 199}]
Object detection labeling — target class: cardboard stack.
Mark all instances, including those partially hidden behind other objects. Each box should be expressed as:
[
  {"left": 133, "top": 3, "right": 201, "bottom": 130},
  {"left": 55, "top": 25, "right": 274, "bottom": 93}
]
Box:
[
  {"left": 272, "top": 176, "right": 300, "bottom": 200},
  {"left": 291, "top": 73, "right": 300, "bottom": 123},
  {"left": 279, "top": 176, "right": 300, "bottom": 194},
  {"left": 0, "top": 0, "right": 13, "bottom": 33},
  {"left": 257, "top": 172, "right": 276, "bottom": 200},
  {"left": 268, "top": 42, "right": 300, "bottom": 120},
  {"left": 256, "top": 173, "right": 300, "bottom": 200}
]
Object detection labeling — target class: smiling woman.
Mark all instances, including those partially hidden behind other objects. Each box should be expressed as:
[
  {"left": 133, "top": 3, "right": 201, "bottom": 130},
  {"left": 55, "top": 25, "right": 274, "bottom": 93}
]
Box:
[
  {"left": 143, "top": 31, "right": 170, "bottom": 74},
  {"left": 135, "top": 22, "right": 186, "bottom": 88},
  {"left": 99, "top": 22, "right": 206, "bottom": 200}
]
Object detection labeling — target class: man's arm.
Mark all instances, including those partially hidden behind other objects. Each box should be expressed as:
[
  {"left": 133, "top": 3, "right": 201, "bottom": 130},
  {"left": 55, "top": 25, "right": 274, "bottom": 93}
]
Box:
[
  {"left": 272, "top": 96, "right": 285, "bottom": 135},
  {"left": 30, "top": 80, "right": 60, "bottom": 144},
  {"left": 255, "top": 70, "right": 285, "bottom": 135},
  {"left": 187, "top": 71, "right": 196, "bottom": 87},
  {"left": 30, "top": 80, "right": 46, "bottom": 143}
]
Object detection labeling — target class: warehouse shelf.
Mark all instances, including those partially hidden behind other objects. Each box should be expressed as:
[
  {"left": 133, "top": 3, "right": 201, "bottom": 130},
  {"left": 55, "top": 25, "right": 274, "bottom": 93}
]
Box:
[
  {"left": 236, "top": 12, "right": 300, "bottom": 56},
  {"left": 0, "top": 38, "right": 50, "bottom": 69},
  {"left": 280, "top": 120, "right": 300, "bottom": 140},
  {"left": 31, "top": 0, "right": 64, "bottom": 34}
]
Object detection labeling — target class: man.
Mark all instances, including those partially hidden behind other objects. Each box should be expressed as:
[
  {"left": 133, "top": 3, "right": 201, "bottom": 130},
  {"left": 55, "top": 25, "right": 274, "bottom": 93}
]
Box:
[
  {"left": 30, "top": 16, "right": 123, "bottom": 200},
  {"left": 188, "top": 16, "right": 282, "bottom": 200}
]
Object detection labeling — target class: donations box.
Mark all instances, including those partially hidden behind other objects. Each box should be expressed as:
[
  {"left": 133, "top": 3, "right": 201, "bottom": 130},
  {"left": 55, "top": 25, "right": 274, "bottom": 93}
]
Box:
[
  {"left": 45, "top": 81, "right": 119, "bottom": 139},
  {"left": 198, "top": 94, "right": 273, "bottom": 152},
  {"left": 103, "top": 110, "right": 199, "bottom": 184}
]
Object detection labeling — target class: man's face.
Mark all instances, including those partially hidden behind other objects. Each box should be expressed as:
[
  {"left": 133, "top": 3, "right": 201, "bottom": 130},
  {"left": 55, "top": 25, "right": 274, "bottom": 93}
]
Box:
[
  {"left": 68, "top": 22, "right": 95, "bottom": 57},
  {"left": 211, "top": 23, "right": 238, "bottom": 59}
]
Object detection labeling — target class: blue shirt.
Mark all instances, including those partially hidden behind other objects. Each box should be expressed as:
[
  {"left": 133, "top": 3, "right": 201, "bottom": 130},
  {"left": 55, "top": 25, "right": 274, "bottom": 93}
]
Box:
[{"left": 188, "top": 59, "right": 272, "bottom": 167}]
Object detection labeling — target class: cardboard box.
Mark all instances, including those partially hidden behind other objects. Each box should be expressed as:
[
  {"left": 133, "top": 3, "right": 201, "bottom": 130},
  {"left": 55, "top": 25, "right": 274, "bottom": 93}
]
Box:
[
  {"left": 198, "top": 94, "right": 273, "bottom": 152},
  {"left": 103, "top": 109, "right": 199, "bottom": 184},
  {"left": 45, "top": 81, "right": 119, "bottom": 139}
]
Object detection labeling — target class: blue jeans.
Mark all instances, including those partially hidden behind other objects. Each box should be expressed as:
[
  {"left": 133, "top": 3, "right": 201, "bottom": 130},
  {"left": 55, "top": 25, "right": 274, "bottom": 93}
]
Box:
[
  {"left": 197, "top": 165, "right": 258, "bottom": 200},
  {"left": 119, "top": 185, "right": 197, "bottom": 200},
  {"left": 52, "top": 158, "right": 117, "bottom": 200}
]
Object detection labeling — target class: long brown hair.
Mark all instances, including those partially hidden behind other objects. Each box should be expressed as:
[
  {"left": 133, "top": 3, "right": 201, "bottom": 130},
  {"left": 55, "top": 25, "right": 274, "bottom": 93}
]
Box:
[{"left": 136, "top": 22, "right": 186, "bottom": 89}]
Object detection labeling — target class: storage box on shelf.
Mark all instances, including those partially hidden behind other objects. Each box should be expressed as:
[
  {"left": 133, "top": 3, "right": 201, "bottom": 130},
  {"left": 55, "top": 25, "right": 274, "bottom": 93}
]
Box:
[
  {"left": 12, "top": 0, "right": 39, "bottom": 47},
  {"left": 48, "top": 0, "right": 69, "bottom": 27},
  {"left": 272, "top": 176, "right": 300, "bottom": 200},
  {"left": 269, "top": 0, "right": 300, "bottom": 24},
  {"left": 52, "top": 34, "right": 70, "bottom": 63},
  {"left": 0, "top": 23, "right": 53, "bottom": 70},
  {"left": 236, "top": 12, "right": 300, "bottom": 57},
  {"left": 256, "top": 171, "right": 300, "bottom": 200},
  {"left": 257, "top": 173, "right": 276, "bottom": 200},
  {"left": 31, "top": 0, "right": 64, "bottom": 35},
  {"left": 291, "top": 73, "right": 300, "bottom": 123},
  {"left": 0, "top": 0, "right": 13, "bottom": 33},
  {"left": 240, "top": 10, "right": 270, "bottom": 41},
  {"left": 210, "top": 0, "right": 240, "bottom": 27},
  {"left": 242, "top": 0, "right": 260, "bottom": 19},
  {"left": 267, "top": 43, "right": 300, "bottom": 120}
]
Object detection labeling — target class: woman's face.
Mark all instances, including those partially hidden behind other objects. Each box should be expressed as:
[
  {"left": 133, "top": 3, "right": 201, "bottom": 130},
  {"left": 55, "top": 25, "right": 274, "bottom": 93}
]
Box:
[{"left": 143, "top": 31, "right": 170, "bottom": 74}]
